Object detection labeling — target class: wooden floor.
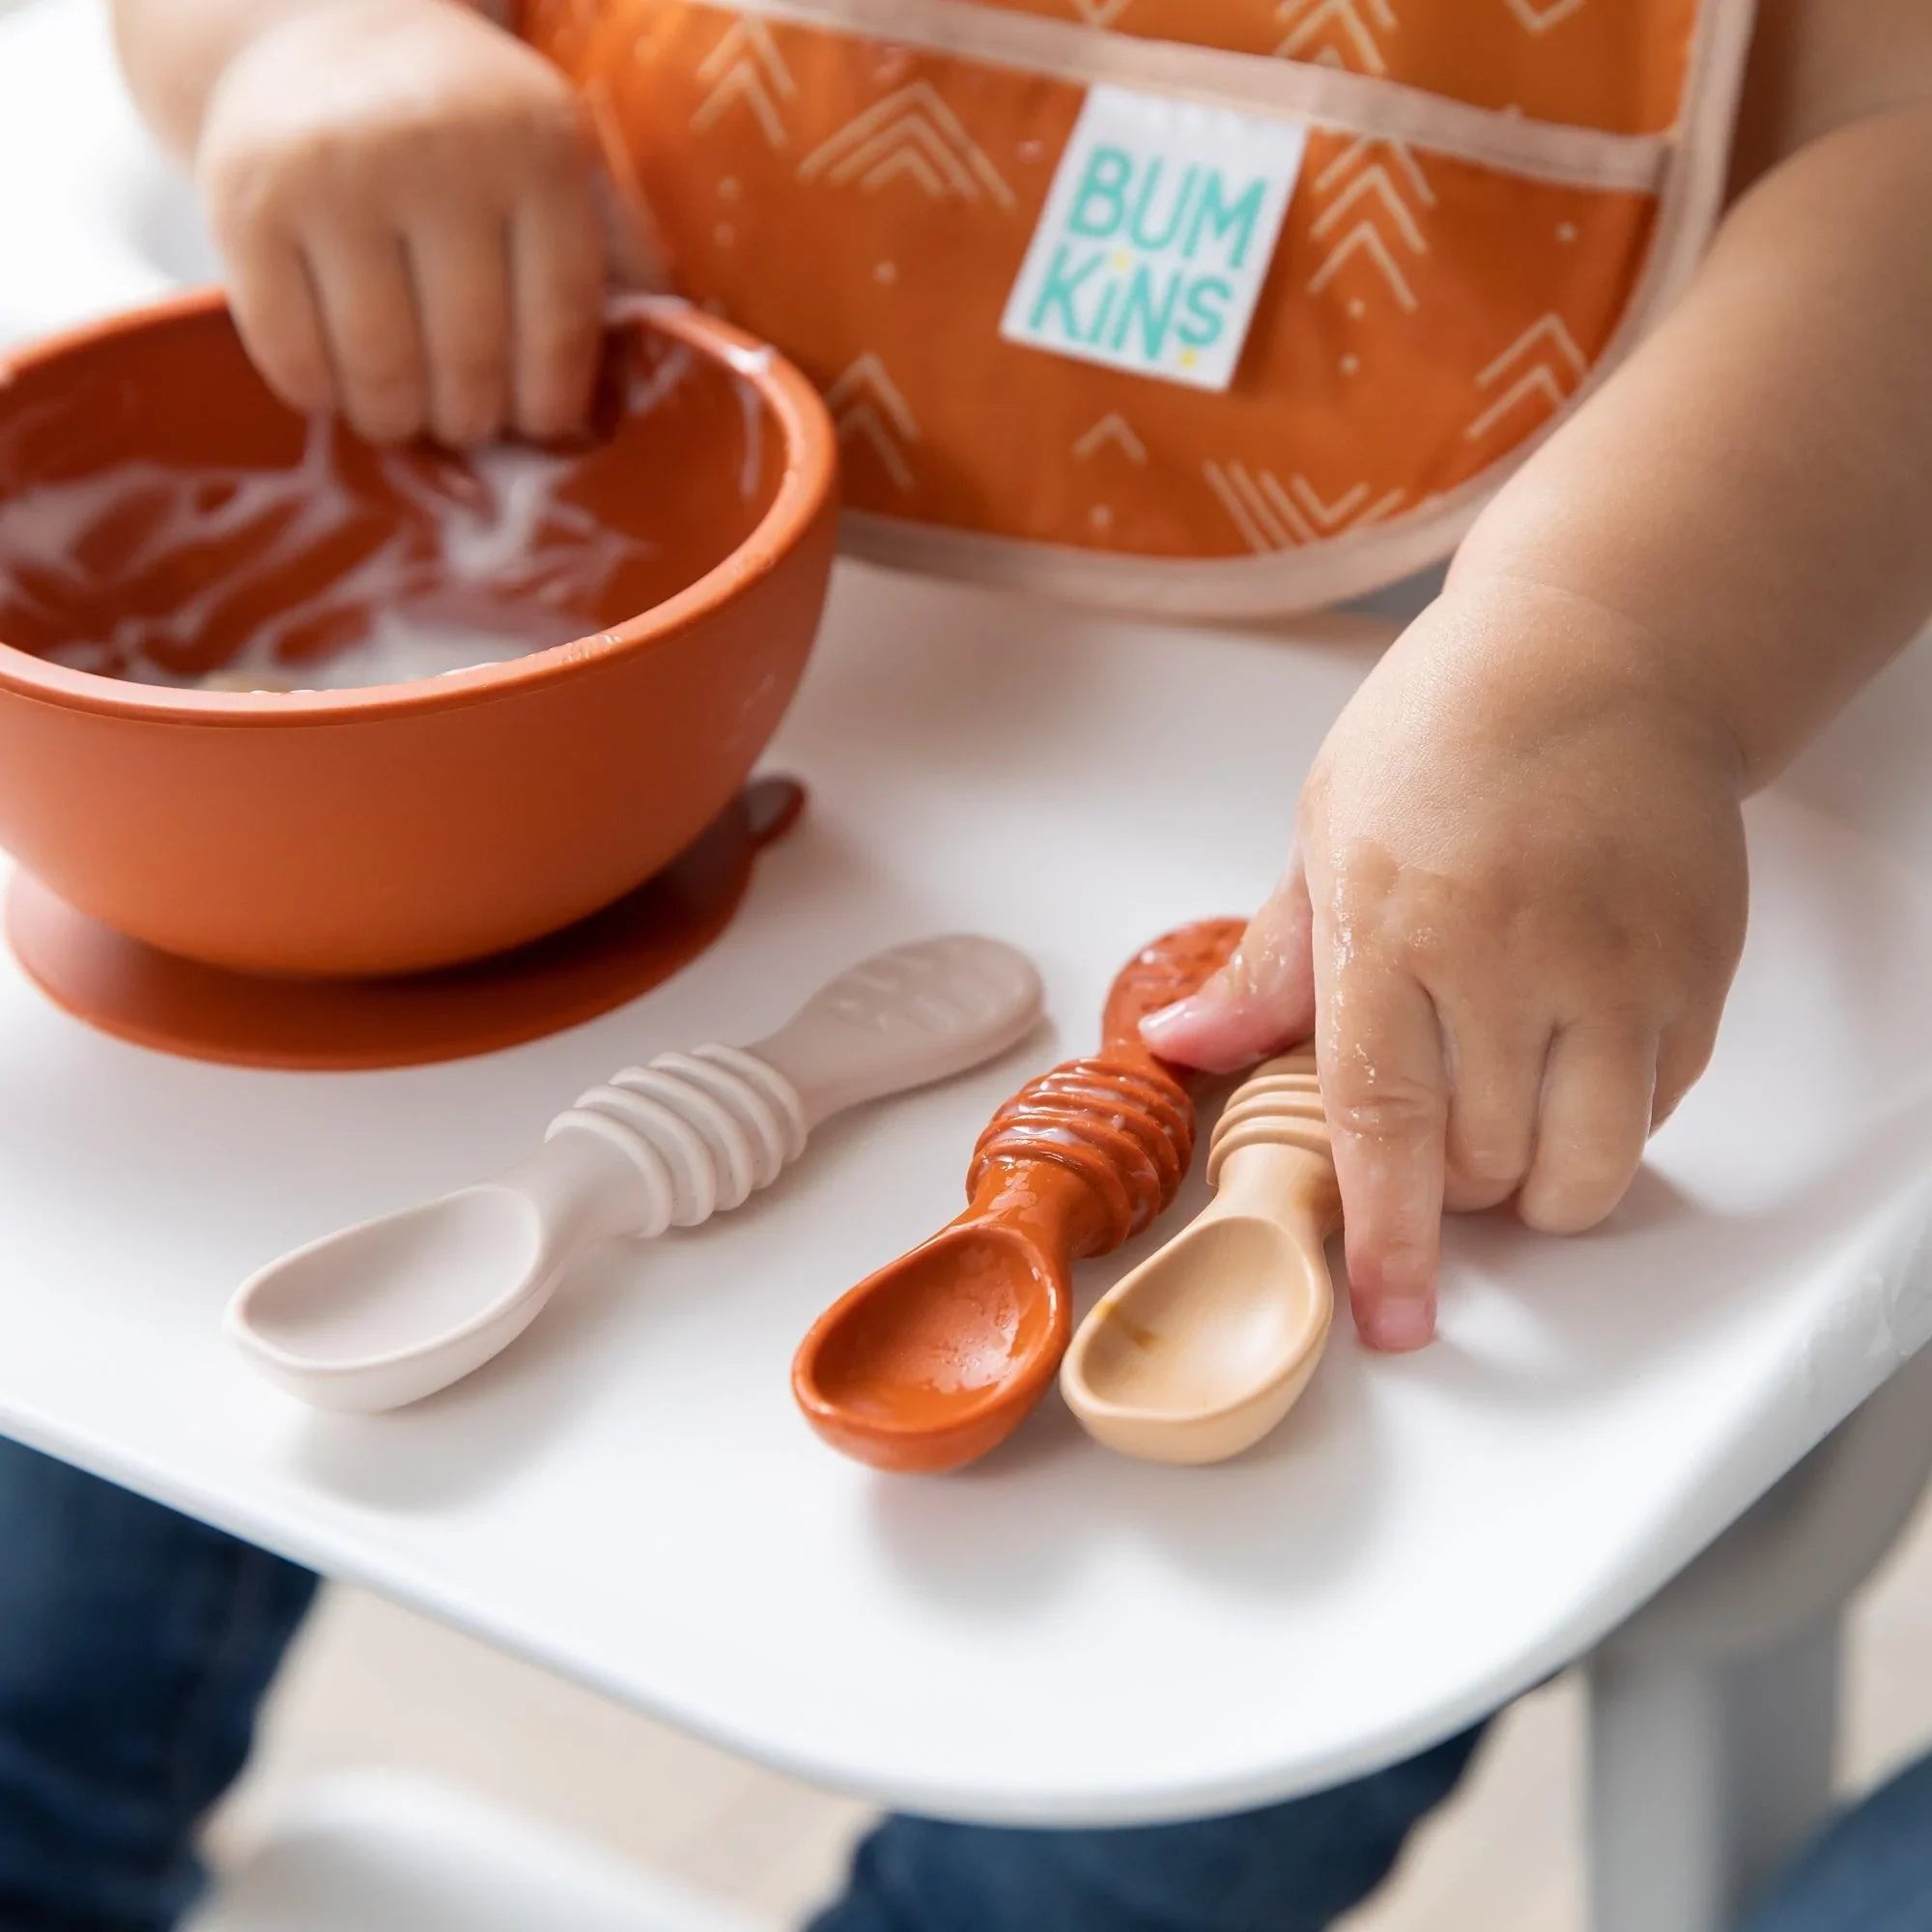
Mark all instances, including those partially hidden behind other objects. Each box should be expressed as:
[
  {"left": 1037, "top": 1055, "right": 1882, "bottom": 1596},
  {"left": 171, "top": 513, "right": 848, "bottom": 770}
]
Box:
[{"left": 206, "top": 1492, "right": 1932, "bottom": 1928}]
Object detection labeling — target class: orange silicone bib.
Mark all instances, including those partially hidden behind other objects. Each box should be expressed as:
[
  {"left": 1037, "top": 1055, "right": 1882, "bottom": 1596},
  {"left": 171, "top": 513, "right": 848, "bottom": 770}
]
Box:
[{"left": 523, "top": 0, "right": 1756, "bottom": 616}]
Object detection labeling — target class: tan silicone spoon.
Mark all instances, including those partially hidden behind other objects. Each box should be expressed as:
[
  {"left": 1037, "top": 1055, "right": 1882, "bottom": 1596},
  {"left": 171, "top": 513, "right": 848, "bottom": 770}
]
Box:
[
  {"left": 226, "top": 935, "right": 1042, "bottom": 1412},
  {"left": 1061, "top": 1052, "right": 1340, "bottom": 1465}
]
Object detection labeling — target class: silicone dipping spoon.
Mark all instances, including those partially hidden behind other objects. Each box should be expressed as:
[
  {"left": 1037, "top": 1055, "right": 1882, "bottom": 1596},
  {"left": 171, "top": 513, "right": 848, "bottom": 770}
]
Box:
[
  {"left": 791, "top": 920, "right": 1242, "bottom": 1473},
  {"left": 227, "top": 936, "right": 1043, "bottom": 1412},
  {"left": 1062, "top": 1052, "right": 1340, "bottom": 1464}
]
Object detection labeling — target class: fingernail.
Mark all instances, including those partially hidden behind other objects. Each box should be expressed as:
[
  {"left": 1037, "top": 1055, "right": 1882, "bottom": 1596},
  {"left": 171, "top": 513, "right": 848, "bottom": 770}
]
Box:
[
  {"left": 1139, "top": 993, "right": 1209, "bottom": 1045},
  {"left": 1360, "top": 1299, "right": 1435, "bottom": 1352},
  {"left": 1140, "top": 990, "right": 1268, "bottom": 1074}
]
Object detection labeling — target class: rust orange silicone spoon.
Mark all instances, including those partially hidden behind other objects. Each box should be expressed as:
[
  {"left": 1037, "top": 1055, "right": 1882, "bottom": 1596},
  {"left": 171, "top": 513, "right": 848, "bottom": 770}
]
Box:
[{"left": 791, "top": 919, "right": 1242, "bottom": 1473}]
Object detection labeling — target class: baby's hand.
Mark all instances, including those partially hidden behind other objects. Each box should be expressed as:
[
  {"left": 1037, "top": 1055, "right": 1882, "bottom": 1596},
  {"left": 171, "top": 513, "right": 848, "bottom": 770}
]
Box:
[
  {"left": 198, "top": 0, "right": 606, "bottom": 446},
  {"left": 1144, "top": 581, "right": 1749, "bottom": 1350}
]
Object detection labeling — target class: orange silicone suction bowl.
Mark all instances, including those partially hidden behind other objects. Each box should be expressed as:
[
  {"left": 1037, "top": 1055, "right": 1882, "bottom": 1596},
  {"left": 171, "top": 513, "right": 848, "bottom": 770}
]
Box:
[{"left": 0, "top": 292, "right": 837, "bottom": 1065}]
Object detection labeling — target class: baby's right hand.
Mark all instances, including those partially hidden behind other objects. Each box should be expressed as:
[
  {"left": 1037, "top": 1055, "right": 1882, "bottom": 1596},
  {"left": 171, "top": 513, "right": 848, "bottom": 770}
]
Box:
[{"left": 198, "top": 0, "right": 607, "bottom": 447}]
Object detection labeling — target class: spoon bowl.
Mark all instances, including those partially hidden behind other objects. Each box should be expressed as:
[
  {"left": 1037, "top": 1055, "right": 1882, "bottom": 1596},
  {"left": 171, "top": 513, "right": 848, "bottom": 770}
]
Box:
[
  {"left": 227, "top": 1186, "right": 560, "bottom": 1412},
  {"left": 1062, "top": 1212, "right": 1333, "bottom": 1465},
  {"left": 793, "top": 1221, "right": 1067, "bottom": 1473}
]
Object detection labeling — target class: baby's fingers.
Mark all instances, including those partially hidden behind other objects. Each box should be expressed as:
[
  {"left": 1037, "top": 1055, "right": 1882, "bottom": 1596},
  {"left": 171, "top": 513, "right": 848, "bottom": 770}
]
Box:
[
  {"left": 1519, "top": 1024, "right": 1657, "bottom": 1235},
  {"left": 1140, "top": 866, "right": 1316, "bottom": 1072},
  {"left": 222, "top": 238, "right": 335, "bottom": 418},
  {"left": 1439, "top": 999, "right": 1546, "bottom": 1213},
  {"left": 1653, "top": 1013, "right": 1721, "bottom": 1131},
  {"left": 307, "top": 228, "right": 428, "bottom": 443},
  {"left": 1320, "top": 961, "right": 1448, "bottom": 1352},
  {"left": 410, "top": 217, "right": 511, "bottom": 448},
  {"left": 510, "top": 181, "right": 605, "bottom": 440}
]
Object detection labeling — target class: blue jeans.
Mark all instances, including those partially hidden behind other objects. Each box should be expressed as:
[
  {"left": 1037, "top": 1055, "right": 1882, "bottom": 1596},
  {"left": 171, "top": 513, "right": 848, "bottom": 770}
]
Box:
[
  {"left": 0, "top": 1438, "right": 317, "bottom": 1931},
  {"left": 0, "top": 1435, "right": 1928, "bottom": 1932}
]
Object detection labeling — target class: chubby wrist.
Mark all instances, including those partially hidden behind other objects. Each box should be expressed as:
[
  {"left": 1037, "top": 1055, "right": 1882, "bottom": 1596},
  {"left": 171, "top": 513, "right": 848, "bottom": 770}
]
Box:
[
  {"left": 1404, "top": 570, "right": 1754, "bottom": 795},
  {"left": 196, "top": 0, "right": 482, "bottom": 147}
]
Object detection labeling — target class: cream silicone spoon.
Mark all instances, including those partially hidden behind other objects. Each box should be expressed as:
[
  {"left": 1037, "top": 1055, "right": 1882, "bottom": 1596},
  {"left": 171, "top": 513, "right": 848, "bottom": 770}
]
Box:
[
  {"left": 227, "top": 936, "right": 1043, "bottom": 1412},
  {"left": 1061, "top": 1052, "right": 1340, "bottom": 1465}
]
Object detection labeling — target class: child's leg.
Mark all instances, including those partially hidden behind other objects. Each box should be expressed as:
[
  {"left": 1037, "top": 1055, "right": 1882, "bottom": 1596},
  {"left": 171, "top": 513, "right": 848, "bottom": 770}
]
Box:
[
  {"left": 0, "top": 1436, "right": 318, "bottom": 1932},
  {"left": 809, "top": 1724, "right": 1488, "bottom": 1932},
  {"left": 1740, "top": 1747, "right": 1932, "bottom": 1932}
]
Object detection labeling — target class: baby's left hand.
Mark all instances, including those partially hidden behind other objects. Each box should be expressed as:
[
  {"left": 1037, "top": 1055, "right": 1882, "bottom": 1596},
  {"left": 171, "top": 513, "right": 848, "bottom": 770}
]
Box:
[{"left": 1144, "top": 578, "right": 1750, "bottom": 1350}]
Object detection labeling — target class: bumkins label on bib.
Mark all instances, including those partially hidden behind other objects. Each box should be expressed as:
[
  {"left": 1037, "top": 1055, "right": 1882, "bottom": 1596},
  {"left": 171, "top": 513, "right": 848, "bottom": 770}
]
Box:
[{"left": 1001, "top": 86, "right": 1306, "bottom": 392}]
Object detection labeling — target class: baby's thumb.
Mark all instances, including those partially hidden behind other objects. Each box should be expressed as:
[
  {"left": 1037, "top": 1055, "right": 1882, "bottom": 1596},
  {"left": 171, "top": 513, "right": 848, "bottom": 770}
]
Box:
[{"left": 1140, "top": 867, "right": 1317, "bottom": 1072}]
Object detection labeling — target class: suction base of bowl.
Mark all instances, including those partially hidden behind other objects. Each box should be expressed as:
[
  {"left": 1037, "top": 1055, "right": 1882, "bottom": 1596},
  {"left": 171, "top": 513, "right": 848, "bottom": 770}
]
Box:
[{"left": 5, "top": 777, "right": 805, "bottom": 1071}]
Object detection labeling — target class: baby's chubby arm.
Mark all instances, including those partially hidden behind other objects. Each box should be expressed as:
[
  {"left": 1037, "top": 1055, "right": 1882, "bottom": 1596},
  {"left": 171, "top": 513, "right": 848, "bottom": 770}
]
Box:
[
  {"left": 113, "top": 0, "right": 608, "bottom": 445},
  {"left": 1147, "top": 0, "right": 1932, "bottom": 1350}
]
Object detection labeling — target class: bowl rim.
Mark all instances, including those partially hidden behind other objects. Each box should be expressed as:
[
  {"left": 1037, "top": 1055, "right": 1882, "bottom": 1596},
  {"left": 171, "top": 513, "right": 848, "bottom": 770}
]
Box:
[{"left": 0, "top": 287, "right": 837, "bottom": 727}]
